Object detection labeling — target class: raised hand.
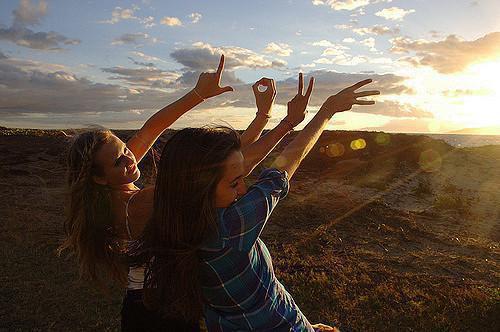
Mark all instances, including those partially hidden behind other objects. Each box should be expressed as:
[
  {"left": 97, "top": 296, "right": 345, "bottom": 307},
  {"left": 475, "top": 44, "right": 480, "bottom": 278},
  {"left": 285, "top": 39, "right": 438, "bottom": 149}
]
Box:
[
  {"left": 321, "top": 79, "right": 380, "bottom": 114},
  {"left": 285, "top": 73, "right": 314, "bottom": 127},
  {"left": 193, "top": 54, "right": 234, "bottom": 100},
  {"left": 252, "top": 77, "right": 276, "bottom": 117}
]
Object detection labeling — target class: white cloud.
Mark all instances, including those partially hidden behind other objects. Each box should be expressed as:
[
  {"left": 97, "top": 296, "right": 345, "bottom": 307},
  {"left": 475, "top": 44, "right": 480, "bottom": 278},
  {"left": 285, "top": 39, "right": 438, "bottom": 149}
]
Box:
[
  {"left": 312, "top": 40, "right": 349, "bottom": 49},
  {"left": 189, "top": 12, "right": 202, "bottom": 24},
  {"left": 312, "top": 0, "right": 393, "bottom": 11},
  {"left": 264, "top": 42, "right": 293, "bottom": 57},
  {"left": 314, "top": 54, "right": 367, "bottom": 66},
  {"left": 100, "top": 7, "right": 136, "bottom": 24},
  {"left": 343, "top": 37, "right": 356, "bottom": 43},
  {"left": 390, "top": 32, "right": 500, "bottom": 74},
  {"left": 170, "top": 42, "right": 287, "bottom": 71},
  {"left": 322, "top": 47, "right": 346, "bottom": 56},
  {"left": 160, "top": 16, "right": 182, "bottom": 26},
  {"left": 360, "top": 37, "right": 377, "bottom": 51},
  {"left": 375, "top": 7, "right": 415, "bottom": 21},
  {"left": 353, "top": 25, "right": 400, "bottom": 36},
  {"left": 313, "top": 0, "right": 371, "bottom": 11},
  {"left": 0, "top": 0, "right": 80, "bottom": 50},
  {"left": 111, "top": 32, "right": 157, "bottom": 45},
  {"left": 14, "top": 0, "right": 47, "bottom": 26}
]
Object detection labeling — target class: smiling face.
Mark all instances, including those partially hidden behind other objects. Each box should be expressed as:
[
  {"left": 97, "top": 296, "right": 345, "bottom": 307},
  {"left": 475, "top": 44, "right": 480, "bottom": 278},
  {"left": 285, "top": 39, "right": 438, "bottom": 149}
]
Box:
[
  {"left": 214, "top": 150, "right": 247, "bottom": 208},
  {"left": 92, "top": 134, "right": 140, "bottom": 187}
]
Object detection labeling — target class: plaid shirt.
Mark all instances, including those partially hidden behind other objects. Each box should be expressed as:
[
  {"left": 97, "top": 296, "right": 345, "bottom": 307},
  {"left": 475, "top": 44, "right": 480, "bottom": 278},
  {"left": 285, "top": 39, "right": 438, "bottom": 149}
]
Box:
[{"left": 199, "top": 168, "right": 314, "bottom": 332}]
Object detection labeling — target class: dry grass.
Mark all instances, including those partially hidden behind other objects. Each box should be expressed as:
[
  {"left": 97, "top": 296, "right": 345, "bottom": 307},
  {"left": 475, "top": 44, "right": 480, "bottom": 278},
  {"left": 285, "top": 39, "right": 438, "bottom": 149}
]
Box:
[{"left": 1, "top": 129, "right": 499, "bottom": 331}]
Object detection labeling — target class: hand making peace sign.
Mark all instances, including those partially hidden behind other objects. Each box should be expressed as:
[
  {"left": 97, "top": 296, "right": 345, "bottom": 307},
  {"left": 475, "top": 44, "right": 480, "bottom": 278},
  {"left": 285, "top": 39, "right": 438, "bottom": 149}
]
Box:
[
  {"left": 285, "top": 73, "right": 315, "bottom": 127},
  {"left": 193, "top": 54, "right": 234, "bottom": 100}
]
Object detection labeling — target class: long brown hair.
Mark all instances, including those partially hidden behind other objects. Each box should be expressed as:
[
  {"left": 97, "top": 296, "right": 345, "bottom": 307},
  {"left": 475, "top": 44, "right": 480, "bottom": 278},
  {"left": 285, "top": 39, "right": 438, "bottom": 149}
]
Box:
[
  {"left": 129, "top": 126, "right": 241, "bottom": 322},
  {"left": 58, "top": 130, "right": 127, "bottom": 287}
]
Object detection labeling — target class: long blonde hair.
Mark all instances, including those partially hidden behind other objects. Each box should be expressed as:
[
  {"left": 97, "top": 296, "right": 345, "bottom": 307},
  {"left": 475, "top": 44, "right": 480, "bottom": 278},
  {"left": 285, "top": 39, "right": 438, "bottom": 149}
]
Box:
[{"left": 59, "top": 130, "right": 127, "bottom": 287}]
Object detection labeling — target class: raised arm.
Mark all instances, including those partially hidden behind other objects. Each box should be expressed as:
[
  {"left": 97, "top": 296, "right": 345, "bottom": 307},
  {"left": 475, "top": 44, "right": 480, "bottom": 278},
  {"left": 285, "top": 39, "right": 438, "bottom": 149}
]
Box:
[
  {"left": 127, "top": 55, "right": 233, "bottom": 163},
  {"left": 242, "top": 74, "right": 310, "bottom": 176},
  {"left": 272, "top": 79, "right": 380, "bottom": 179},
  {"left": 239, "top": 78, "right": 276, "bottom": 148}
]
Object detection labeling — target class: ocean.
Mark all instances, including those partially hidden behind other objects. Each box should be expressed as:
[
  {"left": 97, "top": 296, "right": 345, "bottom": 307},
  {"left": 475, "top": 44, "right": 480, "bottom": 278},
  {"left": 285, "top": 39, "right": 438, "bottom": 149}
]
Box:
[{"left": 423, "top": 134, "right": 500, "bottom": 147}]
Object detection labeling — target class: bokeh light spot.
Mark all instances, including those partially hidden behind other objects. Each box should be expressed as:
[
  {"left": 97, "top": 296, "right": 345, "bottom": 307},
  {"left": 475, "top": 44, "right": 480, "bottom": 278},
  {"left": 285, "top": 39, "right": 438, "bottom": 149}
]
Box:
[
  {"left": 326, "top": 143, "right": 345, "bottom": 157},
  {"left": 375, "top": 133, "right": 390, "bottom": 146},
  {"left": 419, "top": 149, "right": 442, "bottom": 172},
  {"left": 350, "top": 138, "right": 367, "bottom": 150}
]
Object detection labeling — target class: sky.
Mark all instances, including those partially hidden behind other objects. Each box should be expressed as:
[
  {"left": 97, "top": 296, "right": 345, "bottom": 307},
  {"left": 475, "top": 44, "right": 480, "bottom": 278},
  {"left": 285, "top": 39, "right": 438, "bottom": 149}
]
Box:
[{"left": 1, "top": 0, "right": 499, "bottom": 133}]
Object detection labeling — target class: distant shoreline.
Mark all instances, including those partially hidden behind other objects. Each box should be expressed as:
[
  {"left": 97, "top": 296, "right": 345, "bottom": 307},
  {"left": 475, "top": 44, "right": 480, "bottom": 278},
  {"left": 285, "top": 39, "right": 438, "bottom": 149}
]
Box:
[{"left": 1, "top": 126, "right": 499, "bottom": 147}]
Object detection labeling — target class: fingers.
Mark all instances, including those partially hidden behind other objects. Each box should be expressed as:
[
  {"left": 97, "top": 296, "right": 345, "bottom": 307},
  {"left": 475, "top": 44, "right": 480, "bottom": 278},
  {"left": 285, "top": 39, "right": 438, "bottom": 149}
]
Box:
[
  {"left": 220, "top": 85, "right": 234, "bottom": 94},
  {"left": 349, "top": 78, "right": 373, "bottom": 91},
  {"left": 298, "top": 72, "right": 303, "bottom": 95},
  {"left": 355, "top": 90, "right": 380, "bottom": 97},
  {"left": 270, "top": 78, "right": 276, "bottom": 96},
  {"left": 354, "top": 99, "right": 375, "bottom": 105},
  {"left": 252, "top": 77, "right": 275, "bottom": 93},
  {"left": 305, "top": 77, "right": 314, "bottom": 99},
  {"left": 216, "top": 54, "right": 225, "bottom": 78}
]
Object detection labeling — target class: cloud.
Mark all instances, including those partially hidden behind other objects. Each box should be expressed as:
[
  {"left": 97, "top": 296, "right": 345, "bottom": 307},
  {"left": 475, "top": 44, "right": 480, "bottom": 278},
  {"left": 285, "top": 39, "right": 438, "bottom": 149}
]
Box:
[
  {"left": 360, "top": 37, "right": 377, "bottom": 51},
  {"left": 100, "top": 7, "right": 136, "bottom": 24},
  {"left": 0, "top": 0, "right": 80, "bottom": 50},
  {"left": 312, "top": 0, "right": 393, "bottom": 11},
  {"left": 160, "top": 16, "right": 182, "bottom": 26},
  {"left": 264, "top": 42, "right": 293, "bottom": 57},
  {"left": 312, "top": 40, "right": 349, "bottom": 48},
  {"left": 13, "top": 0, "right": 47, "bottom": 26},
  {"left": 353, "top": 25, "right": 400, "bottom": 36},
  {"left": 99, "top": 6, "right": 156, "bottom": 28},
  {"left": 170, "top": 42, "right": 287, "bottom": 71},
  {"left": 375, "top": 7, "right": 415, "bottom": 21},
  {"left": 343, "top": 37, "right": 356, "bottom": 43},
  {"left": 0, "top": 53, "right": 425, "bottom": 129},
  {"left": 312, "top": 0, "right": 370, "bottom": 11},
  {"left": 314, "top": 55, "right": 367, "bottom": 66},
  {"left": 189, "top": 12, "right": 202, "bottom": 24},
  {"left": 390, "top": 32, "right": 500, "bottom": 73},
  {"left": 130, "top": 51, "right": 166, "bottom": 63},
  {"left": 206, "top": 70, "right": 419, "bottom": 118},
  {"left": 111, "top": 32, "right": 157, "bottom": 45},
  {"left": 102, "top": 66, "right": 181, "bottom": 89}
]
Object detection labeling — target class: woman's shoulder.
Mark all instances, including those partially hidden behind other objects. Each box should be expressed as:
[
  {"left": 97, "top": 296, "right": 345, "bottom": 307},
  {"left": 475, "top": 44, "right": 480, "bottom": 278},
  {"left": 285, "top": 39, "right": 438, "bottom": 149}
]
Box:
[{"left": 124, "top": 186, "right": 154, "bottom": 239}]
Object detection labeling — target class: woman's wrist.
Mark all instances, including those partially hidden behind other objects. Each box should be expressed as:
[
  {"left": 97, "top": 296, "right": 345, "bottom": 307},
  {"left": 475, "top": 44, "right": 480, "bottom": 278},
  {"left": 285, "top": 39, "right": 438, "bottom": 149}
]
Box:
[
  {"left": 280, "top": 118, "right": 295, "bottom": 133},
  {"left": 190, "top": 88, "right": 205, "bottom": 102},
  {"left": 255, "top": 111, "right": 271, "bottom": 120}
]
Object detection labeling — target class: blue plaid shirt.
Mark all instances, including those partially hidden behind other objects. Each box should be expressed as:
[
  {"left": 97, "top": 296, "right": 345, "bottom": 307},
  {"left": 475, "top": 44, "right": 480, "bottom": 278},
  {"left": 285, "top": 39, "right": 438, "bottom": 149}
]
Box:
[{"left": 199, "top": 168, "right": 314, "bottom": 332}]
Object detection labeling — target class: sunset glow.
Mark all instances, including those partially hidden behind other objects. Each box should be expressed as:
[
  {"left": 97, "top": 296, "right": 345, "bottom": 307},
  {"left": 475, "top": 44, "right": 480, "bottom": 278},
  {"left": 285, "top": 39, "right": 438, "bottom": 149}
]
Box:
[{"left": 0, "top": 0, "right": 499, "bottom": 134}]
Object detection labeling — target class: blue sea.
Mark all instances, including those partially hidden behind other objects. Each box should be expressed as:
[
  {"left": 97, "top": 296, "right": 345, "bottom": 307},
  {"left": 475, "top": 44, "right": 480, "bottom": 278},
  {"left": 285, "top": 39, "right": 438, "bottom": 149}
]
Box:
[{"left": 423, "top": 134, "right": 500, "bottom": 147}]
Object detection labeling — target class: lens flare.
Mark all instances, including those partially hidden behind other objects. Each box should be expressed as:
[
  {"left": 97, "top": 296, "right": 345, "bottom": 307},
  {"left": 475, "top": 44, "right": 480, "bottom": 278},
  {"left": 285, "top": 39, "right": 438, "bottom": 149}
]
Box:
[
  {"left": 375, "top": 133, "right": 390, "bottom": 146},
  {"left": 350, "top": 138, "right": 367, "bottom": 150},
  {"left": 419, "top": 149, "right": 442, "bottom": 172},
  {"left": 326, "top": 143, "right": 345, "bottom": 157}
]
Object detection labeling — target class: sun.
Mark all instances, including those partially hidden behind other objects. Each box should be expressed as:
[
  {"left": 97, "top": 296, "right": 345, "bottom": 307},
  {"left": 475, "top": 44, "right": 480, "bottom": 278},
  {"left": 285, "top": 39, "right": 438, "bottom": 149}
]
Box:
[{"left": 460, "top": 60, "right": 500, "bottom": 128}]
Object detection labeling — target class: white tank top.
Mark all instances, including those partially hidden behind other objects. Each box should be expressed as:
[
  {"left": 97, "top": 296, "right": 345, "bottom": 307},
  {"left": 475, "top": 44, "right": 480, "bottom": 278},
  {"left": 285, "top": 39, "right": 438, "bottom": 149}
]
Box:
[{"left": 125, "top": 191, "right": 146, "bottom": 290}]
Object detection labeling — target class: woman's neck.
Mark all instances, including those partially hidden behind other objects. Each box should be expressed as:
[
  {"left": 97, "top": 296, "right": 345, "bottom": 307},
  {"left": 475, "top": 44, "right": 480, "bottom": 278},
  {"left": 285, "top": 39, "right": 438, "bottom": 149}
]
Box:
[{"left": 110, "top": 182, "right": 138, "bottom": 192}]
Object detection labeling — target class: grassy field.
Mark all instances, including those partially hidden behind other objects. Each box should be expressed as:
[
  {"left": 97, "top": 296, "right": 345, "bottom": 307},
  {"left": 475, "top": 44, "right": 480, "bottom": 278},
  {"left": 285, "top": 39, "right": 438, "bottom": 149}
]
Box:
[{"left": 1, "top": 128, "right": 498, "bottom": 331}]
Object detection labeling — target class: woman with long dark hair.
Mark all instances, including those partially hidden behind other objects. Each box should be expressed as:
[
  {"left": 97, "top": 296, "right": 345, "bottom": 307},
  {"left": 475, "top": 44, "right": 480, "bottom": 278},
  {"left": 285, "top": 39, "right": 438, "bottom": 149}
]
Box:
[
  {"left": 131, "top": 75, "right": 379, "bottom": 331},
  {"left": 59, "top": 54, "right": 297, "bottom": 331}
]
